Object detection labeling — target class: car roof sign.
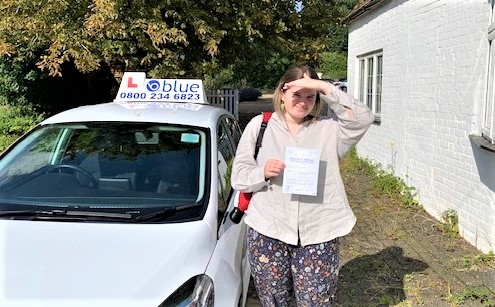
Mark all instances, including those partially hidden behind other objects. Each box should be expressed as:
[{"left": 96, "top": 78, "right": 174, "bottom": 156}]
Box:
[{"left": 114, "top": 72, "right": 207, "bottom": 104}]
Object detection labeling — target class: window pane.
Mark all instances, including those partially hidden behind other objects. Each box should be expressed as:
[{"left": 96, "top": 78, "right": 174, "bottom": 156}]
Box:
[
  {"left": 367, "top": 58, "right": 374, "bottom": 109},
  {"left": 359, "top": 59, "right": 365, "bottom": 102},
  {"left": 217, "top": 121, "right": 235, "bottom": 214},
  {"left": 484, "top": 41, "right": 495, "bottom": 133},
  {"left": 225, "top": 117, "right": 242, "bottom": 147},
  {"left": 376, "top": 55, "right": 383, "bottom": 114}
]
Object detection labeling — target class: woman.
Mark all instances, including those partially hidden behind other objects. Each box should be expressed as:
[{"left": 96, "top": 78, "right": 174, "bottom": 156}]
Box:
[{"left": 231, "top": 64, "right": 374, "bottom": 306}]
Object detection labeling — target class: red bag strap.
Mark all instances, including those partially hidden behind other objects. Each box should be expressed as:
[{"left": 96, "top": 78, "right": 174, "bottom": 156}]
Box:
[
  {"left": 262, "top": 111, "right": 272, "bottom": 122},
  {"left": 254, "top": 112, "right": 272, "bottom": 158}
]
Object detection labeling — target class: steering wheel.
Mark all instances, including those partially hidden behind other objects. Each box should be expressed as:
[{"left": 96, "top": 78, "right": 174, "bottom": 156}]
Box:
[{"left": 47, "top": 164, "right": 98, "bottom": 188}]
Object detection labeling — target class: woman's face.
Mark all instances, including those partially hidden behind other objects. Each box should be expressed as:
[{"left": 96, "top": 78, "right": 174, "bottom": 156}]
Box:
[{"left": 281, "top": 85, "right": 317, "bottom": 122}]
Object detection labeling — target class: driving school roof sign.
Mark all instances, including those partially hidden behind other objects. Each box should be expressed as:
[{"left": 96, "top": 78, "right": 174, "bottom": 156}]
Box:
[{"left": 114, "top": 72, "right": 207, "bottom": 104}]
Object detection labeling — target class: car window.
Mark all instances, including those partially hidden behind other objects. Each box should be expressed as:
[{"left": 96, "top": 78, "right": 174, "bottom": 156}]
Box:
[
  {"left": 0, "top": 122, "right": 209, "bottom": 222},
  {"left": 216, "top": 116, "right": 236, "bottom": 225},
  {"left": 224, "top": 116, "right": 242, "bottom": 148}
]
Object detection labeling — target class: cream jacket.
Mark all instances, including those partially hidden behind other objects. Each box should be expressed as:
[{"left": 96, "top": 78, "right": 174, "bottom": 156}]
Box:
[{"left": 231, "top": 86, "right": 374, "bottom": 246}]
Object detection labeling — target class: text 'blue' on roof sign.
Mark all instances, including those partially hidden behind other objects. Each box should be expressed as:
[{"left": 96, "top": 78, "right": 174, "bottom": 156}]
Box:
[{"left": 114, "top": 72, "right": 207, "bottom": 104}]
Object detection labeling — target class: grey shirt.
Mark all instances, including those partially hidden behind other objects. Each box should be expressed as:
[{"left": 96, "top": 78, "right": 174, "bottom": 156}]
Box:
[{"left": 231, "top": 87, "right": 374, "bottom": 246}]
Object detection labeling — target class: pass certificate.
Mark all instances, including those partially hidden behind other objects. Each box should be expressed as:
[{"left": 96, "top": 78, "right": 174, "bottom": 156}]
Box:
[{"left": 282, "top": 147, "right": 320, "bottom": 196}]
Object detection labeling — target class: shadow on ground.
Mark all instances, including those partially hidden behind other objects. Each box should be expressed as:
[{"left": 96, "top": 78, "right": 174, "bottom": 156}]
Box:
[{"left": 335, "top": 246, "right": 428, "bottom": 305}]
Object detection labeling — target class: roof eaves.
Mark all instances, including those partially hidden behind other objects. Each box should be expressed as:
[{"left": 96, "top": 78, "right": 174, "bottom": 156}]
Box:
[{"left": 342, "top": 0, "right": 390, "bottom": 25}]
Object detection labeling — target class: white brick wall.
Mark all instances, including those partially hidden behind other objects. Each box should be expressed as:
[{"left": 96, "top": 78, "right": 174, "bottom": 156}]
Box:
[{"left": 347, "top": 0, "right": 495, "bottom": 253}]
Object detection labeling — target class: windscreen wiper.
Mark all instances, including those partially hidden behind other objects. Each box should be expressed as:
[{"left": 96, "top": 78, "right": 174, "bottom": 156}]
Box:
[
  {"left": 133, "top": 203, "right": 199, "bottom": 223},
  {"left": 0, "top": 209, "right": 133, "bottom": 221}
]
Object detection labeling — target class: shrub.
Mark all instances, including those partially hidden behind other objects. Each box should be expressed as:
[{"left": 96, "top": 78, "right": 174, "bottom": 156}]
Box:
[
  {"left": 0, "top": 104, "right": 44, "bottom": 152},
  {"left": 0, "top": 56, "right": 38, "bottom": 107},
  {"left": 239, "top": 87, "right": 262, "bottom": 102}
]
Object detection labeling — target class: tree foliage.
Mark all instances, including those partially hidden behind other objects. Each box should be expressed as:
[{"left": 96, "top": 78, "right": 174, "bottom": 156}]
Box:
[
  {"left": 0, "top": 56, "right": 36, "bottom": 106},
  {"left": 0, "top": 0, "right": 283, "bottom": 78},
  {"left": 0, "top": 0, "right": 359, "bottom": 96},
  {"left": 317, "top": 51, "right": 348, "bottom": 81},
  {"left": 0, "top": 103, "right": 44, "bottom": 152}
]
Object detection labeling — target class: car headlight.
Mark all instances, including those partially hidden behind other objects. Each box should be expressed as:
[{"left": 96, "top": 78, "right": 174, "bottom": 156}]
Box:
[{"left": 159, "top": 274, "right": 214, "bottom": 307}]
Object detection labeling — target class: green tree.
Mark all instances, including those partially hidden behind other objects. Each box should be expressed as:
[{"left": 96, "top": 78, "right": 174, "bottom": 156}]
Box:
[
  {"left": 0, "top": 56, "right": 39, "bottom": 106},
  {"left": 0, "top": 0, "right": 298, "bottom": 78},
  {"left": 0, "top": 0, "right": 358, "bottom": 90},
  {"left": 290, "top": 0, "right": 358, "bottom": 66},
  {"left": 318, "top": 51, "right": 348, "bottom": 81}
]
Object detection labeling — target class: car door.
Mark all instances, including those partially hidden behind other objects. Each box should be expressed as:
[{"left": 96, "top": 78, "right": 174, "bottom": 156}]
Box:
[{"left": 205, "top": 115, "right": 249, "bottom": 306}]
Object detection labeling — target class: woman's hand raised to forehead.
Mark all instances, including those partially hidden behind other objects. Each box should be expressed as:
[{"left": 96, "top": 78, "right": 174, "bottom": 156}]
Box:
[{"left": 283, "top": 73, "right": 333, "bottom": 95}]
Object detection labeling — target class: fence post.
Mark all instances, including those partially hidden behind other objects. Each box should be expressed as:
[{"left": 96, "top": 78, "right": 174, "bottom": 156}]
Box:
[{"left": 206, "top": 89, "right": 239, "bottom": 120}]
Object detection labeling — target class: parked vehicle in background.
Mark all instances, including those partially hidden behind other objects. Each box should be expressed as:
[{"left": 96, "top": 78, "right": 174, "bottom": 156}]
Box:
[
  {"left": 321, "top": 78, "right": 348, "bottom": 93},
  {"left": 0, "top": 72, "right": 250, "bottom": 307},
  {"left": 333, "top": 79, "right": 348, "bottom": 92}
]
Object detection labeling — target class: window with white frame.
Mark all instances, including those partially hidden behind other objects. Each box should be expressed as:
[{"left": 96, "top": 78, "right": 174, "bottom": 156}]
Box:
[
  {"left": 483, "top": 0, "right": 495, "bottom": 144},
  {"left": 357, "top": 51, "right": 383, "bottom": 122}
]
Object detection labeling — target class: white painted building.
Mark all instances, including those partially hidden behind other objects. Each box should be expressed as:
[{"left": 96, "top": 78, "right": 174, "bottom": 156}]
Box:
[{"left": 345, "top": 0, "right": 495, "bottom": 253}]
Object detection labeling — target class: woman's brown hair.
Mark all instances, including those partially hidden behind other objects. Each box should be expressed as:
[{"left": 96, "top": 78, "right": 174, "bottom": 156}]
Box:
[{"left": 272, "top": 64, "right": 323, "bottom": 122}]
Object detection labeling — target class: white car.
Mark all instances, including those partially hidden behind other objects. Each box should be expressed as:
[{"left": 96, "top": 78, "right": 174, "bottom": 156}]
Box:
[{"left": 0, "top": 73, "right": 250, "bottom": 307}]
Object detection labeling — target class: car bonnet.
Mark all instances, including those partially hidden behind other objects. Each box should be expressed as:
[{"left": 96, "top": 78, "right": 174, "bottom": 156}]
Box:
[{"left": 0, "top": 219, "right": 216, "bottom": 307}]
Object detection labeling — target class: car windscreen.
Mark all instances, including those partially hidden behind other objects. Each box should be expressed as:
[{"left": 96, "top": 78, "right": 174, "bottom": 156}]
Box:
[{"left": 0, "top": 122, "right": 209, "bottom": 222}]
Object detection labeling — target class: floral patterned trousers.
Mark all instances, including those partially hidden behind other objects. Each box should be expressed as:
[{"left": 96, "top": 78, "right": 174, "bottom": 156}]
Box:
[{"left": 247, "top": 228, "right": 339, "bottom": 307}]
